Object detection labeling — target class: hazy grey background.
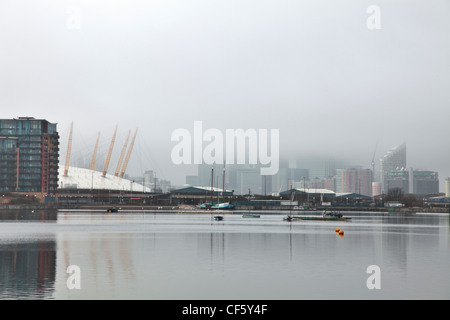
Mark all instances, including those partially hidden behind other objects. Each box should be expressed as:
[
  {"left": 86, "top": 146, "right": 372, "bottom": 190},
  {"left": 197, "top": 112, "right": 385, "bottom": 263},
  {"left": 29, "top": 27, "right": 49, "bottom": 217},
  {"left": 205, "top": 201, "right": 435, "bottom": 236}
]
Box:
[{"left": 0, "top": 0, "right": 449, "bottom": 189}]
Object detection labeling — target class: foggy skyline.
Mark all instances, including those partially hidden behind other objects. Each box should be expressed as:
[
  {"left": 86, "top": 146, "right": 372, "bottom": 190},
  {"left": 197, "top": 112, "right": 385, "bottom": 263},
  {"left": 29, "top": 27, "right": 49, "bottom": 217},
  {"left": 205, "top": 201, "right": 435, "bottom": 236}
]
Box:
[{"left": 1, "top": 0, "right": 449, "bottom": 191}]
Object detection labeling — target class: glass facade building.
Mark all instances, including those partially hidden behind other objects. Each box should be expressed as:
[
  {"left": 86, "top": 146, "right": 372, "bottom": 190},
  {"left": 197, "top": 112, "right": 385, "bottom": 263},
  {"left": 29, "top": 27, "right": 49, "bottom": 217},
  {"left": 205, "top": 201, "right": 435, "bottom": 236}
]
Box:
[
  {"left": 379, "top": 143, "right": 406, "bottom": 193},
  {"left": 386, "top": 168, "right": 439, "bottom": 195},
  {"left": 0, "top": 117, "right": 59, "bottom": 195}
]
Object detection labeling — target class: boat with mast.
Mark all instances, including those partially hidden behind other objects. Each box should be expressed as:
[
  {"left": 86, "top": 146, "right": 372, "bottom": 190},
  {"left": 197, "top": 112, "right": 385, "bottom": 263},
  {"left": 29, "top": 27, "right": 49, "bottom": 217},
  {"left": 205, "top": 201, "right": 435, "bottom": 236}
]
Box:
[{"left": 200, "top": 163, "right": 234, "bottom": 212}]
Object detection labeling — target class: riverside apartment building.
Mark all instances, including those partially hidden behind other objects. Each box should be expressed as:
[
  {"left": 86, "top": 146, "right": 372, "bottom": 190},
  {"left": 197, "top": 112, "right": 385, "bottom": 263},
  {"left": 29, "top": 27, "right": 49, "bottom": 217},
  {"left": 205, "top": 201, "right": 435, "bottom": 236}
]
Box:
[{"left": 0, "top": 117, "right": 59, "bottom": 201}]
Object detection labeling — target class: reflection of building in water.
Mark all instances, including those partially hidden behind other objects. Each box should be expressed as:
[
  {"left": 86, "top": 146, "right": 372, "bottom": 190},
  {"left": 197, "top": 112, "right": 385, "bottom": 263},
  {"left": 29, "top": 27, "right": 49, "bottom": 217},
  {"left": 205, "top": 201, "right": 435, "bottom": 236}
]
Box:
[
  {"left": 0, "top": 240, "right": 56, "bottom": 299},
  {"left": 54, "top": 220, "right": 137, "bottom": 299}
]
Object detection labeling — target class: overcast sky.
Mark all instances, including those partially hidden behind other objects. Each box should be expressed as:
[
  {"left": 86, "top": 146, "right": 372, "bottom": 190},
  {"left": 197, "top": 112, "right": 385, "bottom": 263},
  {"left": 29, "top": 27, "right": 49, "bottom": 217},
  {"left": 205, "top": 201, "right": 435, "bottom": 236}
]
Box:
[{"left": 1, "top": 0, "right": 449, "bottom": 190}]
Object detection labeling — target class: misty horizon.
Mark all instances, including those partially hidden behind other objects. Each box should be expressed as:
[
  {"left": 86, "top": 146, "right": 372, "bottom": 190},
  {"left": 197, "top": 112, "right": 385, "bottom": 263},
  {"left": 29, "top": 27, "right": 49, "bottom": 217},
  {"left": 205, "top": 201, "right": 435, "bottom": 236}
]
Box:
[
  {"left": 1, "top": 1, "right": 449, "bottom": 191},
  {"left": 60, "top": 123, "right": 445, "bottom": 192}
]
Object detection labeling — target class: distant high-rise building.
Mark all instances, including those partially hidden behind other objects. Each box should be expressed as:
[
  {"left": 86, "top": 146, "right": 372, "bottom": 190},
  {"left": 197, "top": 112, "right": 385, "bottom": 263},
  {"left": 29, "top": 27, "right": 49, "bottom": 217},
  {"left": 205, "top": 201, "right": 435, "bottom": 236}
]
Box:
[
  {"left": 188, "top": 163, "right": 260, "bottom": 195},
  {"left": 385, "top": 170, "right": 409, "bottom": 194},
  {"left": 445, "top": 178, "right": 450, "bottom": 198},
  {"left": 372, "top": 182, "right": 381, "bottom": 197},
  {"left": 271, "top": 167, "right": 309, "bottom": 194},
  {"left": 185, "top": 175, "right": 199, "bottom": 186},
  {"left": 335, "top": 168, "right": 372, "bottom": 196},
  {"left": 296, "top": 155, "right": 336, "bottom": 180},
  {"left": 144, "top": 170, "right": 163, "bottom": 192},
  {"left": 0, "top": 117, "right": 59, "bottom": 195},
  {"left": 385, "top": 168, "right": 439, "bottom": 195},
  {"left": 412, "top": 170, "right": 439, "bottom": 195},
  {"left": 236, "top": 168, "right": 262, "bottom": 195},
  {"left": 186, "top": 163, "right": 223, "bottom": 188},
  {"left": 379, "top": 143, "right": 406, "bottom": 193},
  {"left": 335, "top": 168, "right": 356, "bottom": 193},
  {"left": 357, "top": 169, "right": 373, "bottom": 197},
  {"left": 144, "top": 170, "right": 155, "bottom": 187},
  {"left": 294, "top": 176, "right": 336, "bottom": 192},
  {"left": 321, "top": 176, "right": 336, "bottom": 192}
]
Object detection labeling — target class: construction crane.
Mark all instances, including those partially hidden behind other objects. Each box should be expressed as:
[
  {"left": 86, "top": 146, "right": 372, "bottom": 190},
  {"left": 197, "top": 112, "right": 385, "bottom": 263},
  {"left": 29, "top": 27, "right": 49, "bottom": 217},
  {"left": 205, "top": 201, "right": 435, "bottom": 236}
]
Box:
[
  {"left": 371, "top": 142, "right": 378, "bottom": 179},
  {"left": 115, "top": 130, "right": 130, "bottom": 176},
  {"left": 119, "top": 128, "right": 138, "bottom": 178},
  {"left": 90, "top": 132, "right": 100, "bottom": 171},
  {"left": 277, "top": 185, "right": 283, "bottom": 196},
  {"left": 102, "top": 125, "right": 118, "bottom": 177},
  {"left": 64, "top": 122, "right": 73, "bottom": 176}
]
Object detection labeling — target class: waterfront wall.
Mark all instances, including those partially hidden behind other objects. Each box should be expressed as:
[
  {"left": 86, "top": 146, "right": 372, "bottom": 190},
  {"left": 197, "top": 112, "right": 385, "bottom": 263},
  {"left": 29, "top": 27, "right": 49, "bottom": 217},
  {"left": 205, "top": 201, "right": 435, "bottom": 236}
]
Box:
[{"left": 0, "top": 203, "right": 448, "bottom": 213}]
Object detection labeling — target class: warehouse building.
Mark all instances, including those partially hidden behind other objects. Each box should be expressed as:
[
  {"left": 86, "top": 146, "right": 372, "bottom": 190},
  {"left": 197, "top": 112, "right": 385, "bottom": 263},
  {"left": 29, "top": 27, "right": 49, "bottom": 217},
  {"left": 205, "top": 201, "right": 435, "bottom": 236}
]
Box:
[{"left": 171, "top": 186, "right": 234, "bottom": 197}]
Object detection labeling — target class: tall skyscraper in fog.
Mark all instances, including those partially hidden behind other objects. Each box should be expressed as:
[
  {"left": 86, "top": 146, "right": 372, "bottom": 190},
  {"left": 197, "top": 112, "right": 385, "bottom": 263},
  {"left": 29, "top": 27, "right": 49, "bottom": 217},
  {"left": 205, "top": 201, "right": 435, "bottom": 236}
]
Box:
[{"left": 379, "top": 143, "right": 406, "bottom": 193}]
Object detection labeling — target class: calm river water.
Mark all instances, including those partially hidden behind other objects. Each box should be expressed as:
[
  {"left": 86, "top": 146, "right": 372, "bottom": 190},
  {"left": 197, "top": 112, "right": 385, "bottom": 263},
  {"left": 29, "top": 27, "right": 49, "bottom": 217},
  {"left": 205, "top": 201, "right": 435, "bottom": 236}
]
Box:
[{"left": 0, "top": 209, "right": 449, "bottom": 300}]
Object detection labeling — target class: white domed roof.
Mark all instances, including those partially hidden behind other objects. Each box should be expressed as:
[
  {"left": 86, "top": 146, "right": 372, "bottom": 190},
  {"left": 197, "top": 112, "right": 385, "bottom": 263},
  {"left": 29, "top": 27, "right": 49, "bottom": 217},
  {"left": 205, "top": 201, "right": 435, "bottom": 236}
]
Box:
[{"left": 58, "top": 166, "right": 151, "bottom": 192}]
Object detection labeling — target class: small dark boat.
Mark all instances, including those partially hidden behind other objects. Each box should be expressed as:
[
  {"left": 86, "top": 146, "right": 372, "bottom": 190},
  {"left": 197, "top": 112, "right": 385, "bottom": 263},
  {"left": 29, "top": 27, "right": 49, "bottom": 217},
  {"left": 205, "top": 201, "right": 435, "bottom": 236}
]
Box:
[
  {"left": 296, "top": 216, "right": 351, "bottom": 221},
  {"left": 295, "top": 210, "right": 351, "bottom": 221},
  {"left": 243, "top": 214, "right": 260, "bottom": 218},
  {"left": 107, "top": 208, "right": 118, "bottom": 213},
  {"left": 323, "top": 210, "right": 343, "bottom": 218},
  {"left": 283, "top": 216, "right": 293, "bottom": 222},
  {"left": 213, "top": 215, "right": 224, "bottom": 221}
]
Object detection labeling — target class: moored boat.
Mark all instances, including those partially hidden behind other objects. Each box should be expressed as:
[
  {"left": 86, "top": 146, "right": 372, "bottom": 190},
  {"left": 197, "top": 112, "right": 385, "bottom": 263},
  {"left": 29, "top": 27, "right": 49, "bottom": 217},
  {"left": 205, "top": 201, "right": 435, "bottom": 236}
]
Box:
[
  {"left": 323, "top": 210, "right": 343, "bottom": 218},
  {"left": 211, "top": 202, "right": 234, "bottom": 210},
  {"left": 295, "top": 216, "right": 351, "bottom": 221},
  {"left": 242, "top": 214, "right": 260, "bottom": 218},
  {"left": 200, "top": 202, "right": 234, "bottom": 210}
]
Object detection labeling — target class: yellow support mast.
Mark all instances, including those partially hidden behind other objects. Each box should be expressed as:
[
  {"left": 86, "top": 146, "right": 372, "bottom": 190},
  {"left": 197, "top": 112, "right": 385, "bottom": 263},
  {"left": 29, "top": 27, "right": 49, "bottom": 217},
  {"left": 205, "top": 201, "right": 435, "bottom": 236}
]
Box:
[
  {"left": 90, "top": 132, "right": 100, "bottom": 171},
  {"left": 64, "top": 121, "right": 73, "bottom": 176},
  {"left": 120, "top": 128, "right": 138, "bottom": 178},
  {"left": 115, "top": 130, "right": 130, "bottom": 176},
  {"left": 102, "top": 125, "right": 118, "bottom": 177}
]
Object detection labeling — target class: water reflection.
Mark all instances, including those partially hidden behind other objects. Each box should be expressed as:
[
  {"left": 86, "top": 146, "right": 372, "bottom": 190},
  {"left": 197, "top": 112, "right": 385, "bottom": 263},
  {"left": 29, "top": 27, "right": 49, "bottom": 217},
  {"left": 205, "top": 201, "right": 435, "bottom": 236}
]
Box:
[
  {"left": 0, "top": 211, "right": 449, "bottom": 299},
  {"left": 0, "top": 209, "right": 57, "bottom": 222},
  {"left": 0, "top": 209, "right": 58, "bottom": 299},
  {"left": 0, "top": 240, "right": 56, "bottom": 299}
]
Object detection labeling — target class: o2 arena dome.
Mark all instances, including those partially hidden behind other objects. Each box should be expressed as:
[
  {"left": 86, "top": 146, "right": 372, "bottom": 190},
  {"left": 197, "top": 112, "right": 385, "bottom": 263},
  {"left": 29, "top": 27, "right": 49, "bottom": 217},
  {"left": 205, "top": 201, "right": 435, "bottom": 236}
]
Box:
[
  {"left": 58, "top": 166, "right": 151, "bottom": 192},
  {"left": 58, "top": 124, "right": 151, "bottom": 192}
]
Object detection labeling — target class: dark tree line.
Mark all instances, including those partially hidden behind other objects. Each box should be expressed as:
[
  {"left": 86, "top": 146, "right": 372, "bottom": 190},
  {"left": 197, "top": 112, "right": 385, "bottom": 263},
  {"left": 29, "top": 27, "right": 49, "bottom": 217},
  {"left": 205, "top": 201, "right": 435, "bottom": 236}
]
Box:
[{"left": 385, "top": 187, "right": 423, "bottom": 207}]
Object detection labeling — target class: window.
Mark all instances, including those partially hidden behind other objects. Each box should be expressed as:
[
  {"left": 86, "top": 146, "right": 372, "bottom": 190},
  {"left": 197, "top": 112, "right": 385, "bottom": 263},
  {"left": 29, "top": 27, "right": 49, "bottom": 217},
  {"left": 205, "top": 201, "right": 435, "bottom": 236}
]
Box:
[{"left": 30, "top": 121, "right": 42, "bottom": 134}]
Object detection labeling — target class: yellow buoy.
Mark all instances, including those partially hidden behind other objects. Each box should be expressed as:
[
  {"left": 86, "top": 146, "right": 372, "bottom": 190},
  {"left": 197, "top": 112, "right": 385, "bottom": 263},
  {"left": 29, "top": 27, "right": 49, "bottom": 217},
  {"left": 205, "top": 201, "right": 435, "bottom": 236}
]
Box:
[
  {"left": 335, "top": 228, "right": 340, "bottom": 233},
  {"left": 338, "top": 230, "right": 344, "bottom": 236}
]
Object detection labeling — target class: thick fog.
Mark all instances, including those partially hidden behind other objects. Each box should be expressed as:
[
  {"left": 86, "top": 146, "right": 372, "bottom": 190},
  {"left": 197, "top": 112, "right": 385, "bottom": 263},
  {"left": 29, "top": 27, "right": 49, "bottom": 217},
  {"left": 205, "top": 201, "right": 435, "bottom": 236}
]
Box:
[{"left": 1, "top": 0, "right": 449, "bottom": 189}]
